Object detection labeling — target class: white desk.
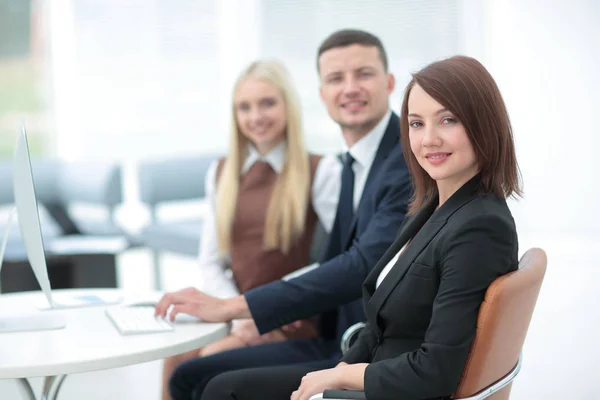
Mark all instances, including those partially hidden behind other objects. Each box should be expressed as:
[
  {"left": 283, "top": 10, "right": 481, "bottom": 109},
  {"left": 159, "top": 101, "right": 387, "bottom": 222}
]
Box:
[{"left": 0, "top": 289, "right": 229, "bottom": 400}]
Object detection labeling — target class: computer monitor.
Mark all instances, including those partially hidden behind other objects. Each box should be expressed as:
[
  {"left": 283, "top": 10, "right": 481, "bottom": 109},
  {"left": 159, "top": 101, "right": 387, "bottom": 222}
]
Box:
[{"left": 0, "top": 124, "right": 66, "bottom": 333}]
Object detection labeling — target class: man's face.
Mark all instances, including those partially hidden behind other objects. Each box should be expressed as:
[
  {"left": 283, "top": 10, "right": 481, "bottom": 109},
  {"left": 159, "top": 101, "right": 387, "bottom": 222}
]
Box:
[{"left": 318, "top": 44, "right": 394, "bottom": 134}]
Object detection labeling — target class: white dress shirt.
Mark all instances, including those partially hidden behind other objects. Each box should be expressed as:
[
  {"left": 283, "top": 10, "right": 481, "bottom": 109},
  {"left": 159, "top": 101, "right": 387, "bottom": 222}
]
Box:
[
  {"left": 345, "top": 110, "right": 392, "bottom": 211},
  {"left": 269, "top": 111, "right": 394, "bottom": 284},
  {"left": 196, "top": 141, "right": 341, "bottom": 298},
  {"left": 376, "top": 243, "right": 408, "bottom": 289}
]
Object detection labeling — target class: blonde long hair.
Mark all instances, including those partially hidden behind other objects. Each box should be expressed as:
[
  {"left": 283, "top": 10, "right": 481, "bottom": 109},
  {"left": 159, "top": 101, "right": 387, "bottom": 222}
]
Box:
[{"left": 215, "top": 60, "right": 311, "bottom": 254}]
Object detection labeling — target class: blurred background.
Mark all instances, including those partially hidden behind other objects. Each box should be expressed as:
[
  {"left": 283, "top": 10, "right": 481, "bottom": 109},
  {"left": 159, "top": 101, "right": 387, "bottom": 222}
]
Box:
[{"left": 0, "top": 0, "right": 599, "bottom": 398}]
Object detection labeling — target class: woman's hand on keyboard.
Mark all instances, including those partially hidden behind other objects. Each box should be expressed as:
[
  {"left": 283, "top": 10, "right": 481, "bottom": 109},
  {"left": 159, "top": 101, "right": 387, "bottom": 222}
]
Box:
[{"left": 154, "top": 287, "right": 250, "bottom": 322}]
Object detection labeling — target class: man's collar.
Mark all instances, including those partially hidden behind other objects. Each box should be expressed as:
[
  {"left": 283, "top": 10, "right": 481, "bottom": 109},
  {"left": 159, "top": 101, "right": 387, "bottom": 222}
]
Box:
[{"left": 346, "top": 110, "right": 392, "bottom": 168}]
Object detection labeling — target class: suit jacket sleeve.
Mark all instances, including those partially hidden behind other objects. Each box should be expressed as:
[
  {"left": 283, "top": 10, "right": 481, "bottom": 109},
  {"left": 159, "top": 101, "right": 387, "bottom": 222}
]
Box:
[
  {"left": 245, "top": 147, "right": 412, "bottom": 334},
  {"left": 341, "top": 322, "right": 378, "bottom": 364},
  {"left": 364, "top": 213, "right": 516, "bottom": 400}
]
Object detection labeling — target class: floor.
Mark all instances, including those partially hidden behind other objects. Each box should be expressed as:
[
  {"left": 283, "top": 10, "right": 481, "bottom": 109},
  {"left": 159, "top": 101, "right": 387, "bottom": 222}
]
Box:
[{"left": 0, "top": 233, "right": 597, "bottom": 399}]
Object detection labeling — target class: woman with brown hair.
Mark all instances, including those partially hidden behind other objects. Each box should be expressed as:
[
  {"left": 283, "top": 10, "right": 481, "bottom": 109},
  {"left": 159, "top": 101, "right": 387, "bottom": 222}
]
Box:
[{"left": 193, "top": 54, "right": 523, "bottom": 400}]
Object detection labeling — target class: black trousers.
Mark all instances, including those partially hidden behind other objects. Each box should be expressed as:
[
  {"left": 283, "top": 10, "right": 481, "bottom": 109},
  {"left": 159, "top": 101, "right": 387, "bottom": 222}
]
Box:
[
  {"left": 201, "top": 365, "right": 320, "bottom": 400},
  {"left": 169, "top": 338, "right": 338, "bottom": 400},
  {"left": 199, "top": 367, "right": 455, "bottom": 400}
]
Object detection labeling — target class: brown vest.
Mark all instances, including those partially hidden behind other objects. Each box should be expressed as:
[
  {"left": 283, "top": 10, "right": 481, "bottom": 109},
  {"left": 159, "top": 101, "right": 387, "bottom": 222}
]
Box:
[
  {"left": 217, "top": 154, "right": 319, "bottom": 292},
  {"left": 217, "top": 155, "right": 321, "bottom": 338}
]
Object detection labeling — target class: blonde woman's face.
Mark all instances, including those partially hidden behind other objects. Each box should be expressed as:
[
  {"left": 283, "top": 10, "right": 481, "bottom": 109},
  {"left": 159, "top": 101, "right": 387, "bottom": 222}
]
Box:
[{"left": 234, "top": 78, "right": 287, "bottom": 154}]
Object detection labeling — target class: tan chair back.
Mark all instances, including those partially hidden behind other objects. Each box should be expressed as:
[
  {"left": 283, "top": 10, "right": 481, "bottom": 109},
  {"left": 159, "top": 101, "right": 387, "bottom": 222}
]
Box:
[{"left": 453, "top": 248, "right": 547, "bottom": 399}]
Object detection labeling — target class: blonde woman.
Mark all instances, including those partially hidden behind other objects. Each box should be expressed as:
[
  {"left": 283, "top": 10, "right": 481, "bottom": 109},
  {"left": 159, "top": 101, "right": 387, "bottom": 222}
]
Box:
[{"left": 160, "top": 60, "right": 340, "bottom": 400}]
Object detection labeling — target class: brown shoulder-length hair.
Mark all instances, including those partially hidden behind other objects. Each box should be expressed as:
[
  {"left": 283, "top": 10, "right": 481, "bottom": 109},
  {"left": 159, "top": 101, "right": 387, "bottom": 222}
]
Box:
[{"left": 400, "top": 55, "right": 522, "bottom": 214}]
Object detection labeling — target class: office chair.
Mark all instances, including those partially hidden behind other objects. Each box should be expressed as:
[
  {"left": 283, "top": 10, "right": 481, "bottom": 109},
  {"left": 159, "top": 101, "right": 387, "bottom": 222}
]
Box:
[
  {"left": 1, "top": 160, "right": 126, "bottom": 292},
  {"left": 138, "top": 154, "right": 218, "bottom": 290},
  {"left": 311, "top": 247, "right": 547, "bottom": 400}
]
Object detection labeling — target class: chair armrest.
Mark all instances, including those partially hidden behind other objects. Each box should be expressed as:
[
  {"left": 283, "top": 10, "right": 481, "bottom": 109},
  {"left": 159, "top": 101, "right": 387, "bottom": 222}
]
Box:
[
  {"left": 455, "top": 353, "right": 522, "bottom": 400},
  {"left": 324, "top": 390, "right": 366, "bottom": 399},
  {"left": 340, "top": 322, "right": 366, "bottom": 355},
  {"left": 309, "top": 390, "right": 366, "bottom": 400},
  {"left": 310, "top": 355, "right": 522, "bottom": 400}
]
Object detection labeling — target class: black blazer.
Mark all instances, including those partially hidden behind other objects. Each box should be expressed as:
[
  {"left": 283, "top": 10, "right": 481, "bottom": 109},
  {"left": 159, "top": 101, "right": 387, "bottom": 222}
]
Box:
[
  {"left": 245, "top": 113, "right": 412, "bottom": 348},
  {"left": 342, "top": 175, "right": 519, "bottom": 400}
]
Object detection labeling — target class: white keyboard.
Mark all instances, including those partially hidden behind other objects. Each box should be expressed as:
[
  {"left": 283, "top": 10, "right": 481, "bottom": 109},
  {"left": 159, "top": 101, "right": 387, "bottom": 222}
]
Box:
[{"left": 105, "top": 306, "right": 174, "bottom": 335}]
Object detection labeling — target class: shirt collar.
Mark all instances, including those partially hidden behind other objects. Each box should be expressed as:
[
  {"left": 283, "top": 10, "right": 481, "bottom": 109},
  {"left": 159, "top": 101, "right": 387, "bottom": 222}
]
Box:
[
  {"left": 241, "top": 141, "right": 286, "bottom": 175},
  {"left": 345, "top": 110, "right": 392, "bottom": 168}
]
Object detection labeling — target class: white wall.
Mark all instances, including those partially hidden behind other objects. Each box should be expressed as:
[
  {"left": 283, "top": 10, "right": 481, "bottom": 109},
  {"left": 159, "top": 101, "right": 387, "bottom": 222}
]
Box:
[
  {"left": 482, "top": 0, "right": 600, "bottom": 241},
  {"left": 50, "top": 0, "right": 470, "bottom": 161}
]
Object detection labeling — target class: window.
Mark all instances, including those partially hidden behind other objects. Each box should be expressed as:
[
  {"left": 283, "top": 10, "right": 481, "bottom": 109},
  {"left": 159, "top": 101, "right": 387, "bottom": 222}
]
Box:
[{"left": 0, "top": 0, "right": 53, "bottom": 157}]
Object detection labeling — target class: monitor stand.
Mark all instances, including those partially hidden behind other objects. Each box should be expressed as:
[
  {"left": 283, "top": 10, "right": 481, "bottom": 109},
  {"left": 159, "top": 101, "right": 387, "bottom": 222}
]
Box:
[{"left": 0, "top": 207, "right": 66, "bottom": 333}]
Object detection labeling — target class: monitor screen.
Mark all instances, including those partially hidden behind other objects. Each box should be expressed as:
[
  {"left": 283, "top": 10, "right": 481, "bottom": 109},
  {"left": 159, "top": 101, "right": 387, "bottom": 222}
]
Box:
[{"left": 13, "top": 124, "right": 54, "bottom": 307}]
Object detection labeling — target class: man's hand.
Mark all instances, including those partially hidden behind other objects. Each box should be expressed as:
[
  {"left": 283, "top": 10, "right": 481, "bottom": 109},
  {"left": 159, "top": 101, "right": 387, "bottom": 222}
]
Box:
[
  {"left": 154, "top": 287, "right": 250, "bottom": 322},
  {"left": 230, "top": 319, "right": 261, "bottom": 344},
  {"left": 280, "top": 320, "right": 306, "bottom": 334},
  {"left": 231, "top": 319, "right": 287, "bottom": 346}
]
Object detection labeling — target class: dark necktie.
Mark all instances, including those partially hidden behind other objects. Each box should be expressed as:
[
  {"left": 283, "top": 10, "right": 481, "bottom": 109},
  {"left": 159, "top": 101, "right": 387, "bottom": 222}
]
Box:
[
  {"left": 318, "top": 152, "right": 355, "bottom": 340},
  {"left": 335, "top": 152, "right": 355, "bottom": 250}
]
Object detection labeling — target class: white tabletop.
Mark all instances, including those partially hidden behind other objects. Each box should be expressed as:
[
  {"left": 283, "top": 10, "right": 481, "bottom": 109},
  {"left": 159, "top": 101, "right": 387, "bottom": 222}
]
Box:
[{"left": 0, "top": 289, "right": 229, "bottom": 379}]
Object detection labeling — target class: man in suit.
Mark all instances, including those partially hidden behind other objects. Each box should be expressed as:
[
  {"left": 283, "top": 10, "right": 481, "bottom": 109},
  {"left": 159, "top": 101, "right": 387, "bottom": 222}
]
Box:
[{"left": 156, "top": 29, "right": 412, "bottom": 400}]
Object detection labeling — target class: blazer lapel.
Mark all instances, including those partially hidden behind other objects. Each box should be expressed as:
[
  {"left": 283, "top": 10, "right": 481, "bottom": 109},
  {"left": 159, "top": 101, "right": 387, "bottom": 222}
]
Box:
[
  {"left": 342, "top": 113, "right": 400, "bottom": 249},
  {"left": 364, "top": 174, "right": 483, "bottom": 321}
]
